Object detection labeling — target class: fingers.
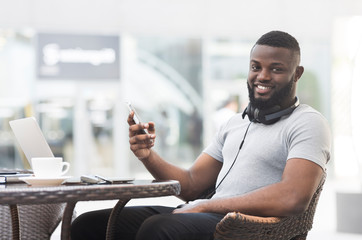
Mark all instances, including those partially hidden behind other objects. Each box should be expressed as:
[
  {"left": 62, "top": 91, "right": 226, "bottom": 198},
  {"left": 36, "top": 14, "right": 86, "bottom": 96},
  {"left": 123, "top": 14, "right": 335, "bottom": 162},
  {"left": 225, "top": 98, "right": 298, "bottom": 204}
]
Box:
[
  {"left": 127, "top": 112, "right": 135, "bottom": 125},
  {"left": 148, "top": 122, "right": 155, "bottom": 134},
  {"left": 129, "top": 138, "right": 155, "bottom": 151},
  {"left": 128, "top": 123, "right": 156, "bottom": 146},
  {"left": 128, "top": 123, "right": 152, "bottom": 137},
  {"left": 129, "top": 133, "right": 155, "bottom": 145},
  {"left": 129, "top": 134, "right": 155, "bottom": 159},
  {"left": 127, "top": 113, "right": 156, "bottom": 158},
  {"left": 127, "top": 112, "right": 152, "bottom": 133},
  {"left": 127, "top": 112, "right": 155, "bottom": 137}
]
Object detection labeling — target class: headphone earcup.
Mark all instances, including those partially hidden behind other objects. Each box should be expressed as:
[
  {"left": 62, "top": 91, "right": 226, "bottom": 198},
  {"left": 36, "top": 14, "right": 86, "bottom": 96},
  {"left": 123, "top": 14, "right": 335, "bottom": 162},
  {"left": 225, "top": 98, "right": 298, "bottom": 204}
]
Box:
[
  {"left": 242, "top": 103, "right": 255, "bottom": 122},
  {"left": 247, "top": 104, "right": 254, "bottom": 122}
]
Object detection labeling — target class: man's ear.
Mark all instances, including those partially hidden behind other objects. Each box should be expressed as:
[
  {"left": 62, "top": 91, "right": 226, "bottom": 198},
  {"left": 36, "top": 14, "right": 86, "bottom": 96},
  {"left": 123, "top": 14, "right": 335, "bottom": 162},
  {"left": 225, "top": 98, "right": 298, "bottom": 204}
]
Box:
[{"left": 294, "top": 66, "right": 304, "bottom": 82}]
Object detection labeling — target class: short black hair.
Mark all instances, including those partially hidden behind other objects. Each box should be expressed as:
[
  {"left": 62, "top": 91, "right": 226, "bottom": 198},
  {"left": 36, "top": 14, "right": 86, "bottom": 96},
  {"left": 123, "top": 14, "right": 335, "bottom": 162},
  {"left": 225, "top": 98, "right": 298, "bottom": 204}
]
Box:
[
  {"left": 256, "top": 31, "right": 300, "bottom": 51},
  {"left": 254, "top": 31, "right": 301, "bottom": 60}
]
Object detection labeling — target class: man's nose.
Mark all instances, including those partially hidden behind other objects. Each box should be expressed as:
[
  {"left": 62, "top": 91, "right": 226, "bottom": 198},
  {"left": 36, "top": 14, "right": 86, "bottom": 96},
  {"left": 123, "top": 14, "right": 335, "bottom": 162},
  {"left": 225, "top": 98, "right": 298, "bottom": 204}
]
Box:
[{"left": 257, "top": 69, "right": 271, "bottom": 81}]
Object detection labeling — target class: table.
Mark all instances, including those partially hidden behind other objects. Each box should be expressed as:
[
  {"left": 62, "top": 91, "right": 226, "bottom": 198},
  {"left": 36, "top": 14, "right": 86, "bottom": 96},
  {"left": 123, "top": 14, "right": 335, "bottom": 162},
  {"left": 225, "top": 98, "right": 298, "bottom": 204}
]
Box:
[{"left": 0, "top": 180, "right": 181, "bottom": 240}]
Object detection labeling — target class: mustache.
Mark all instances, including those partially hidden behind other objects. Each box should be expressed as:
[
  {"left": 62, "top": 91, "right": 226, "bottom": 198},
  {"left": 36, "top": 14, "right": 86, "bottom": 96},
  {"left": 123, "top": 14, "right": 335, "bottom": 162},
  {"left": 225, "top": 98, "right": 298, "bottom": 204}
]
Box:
[{"left": 247, "top": 78, "right": 294, "bottom": 109}]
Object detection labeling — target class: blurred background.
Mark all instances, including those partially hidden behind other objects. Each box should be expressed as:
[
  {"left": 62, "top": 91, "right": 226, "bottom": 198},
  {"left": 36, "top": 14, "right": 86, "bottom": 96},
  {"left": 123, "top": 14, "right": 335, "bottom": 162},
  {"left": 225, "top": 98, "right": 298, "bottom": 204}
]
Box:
[{"left": 1, "top": 0, "right": 362, "bottom": 239}]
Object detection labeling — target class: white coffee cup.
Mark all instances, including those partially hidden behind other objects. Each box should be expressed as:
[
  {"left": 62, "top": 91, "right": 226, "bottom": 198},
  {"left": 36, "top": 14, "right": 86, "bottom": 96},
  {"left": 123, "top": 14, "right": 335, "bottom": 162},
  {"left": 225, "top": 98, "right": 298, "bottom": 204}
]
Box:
[{"left": 31, "top": 157, "right": 70, "bottom": 178}]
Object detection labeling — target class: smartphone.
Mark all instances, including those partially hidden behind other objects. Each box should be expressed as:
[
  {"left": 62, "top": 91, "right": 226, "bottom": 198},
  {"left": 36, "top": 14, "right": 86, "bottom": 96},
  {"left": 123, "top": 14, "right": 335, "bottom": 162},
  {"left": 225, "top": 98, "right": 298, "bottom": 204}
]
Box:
[
  {"left": 80, "top": 175, "right": 102, "bottom": 184},
  {"left": 125, "top": 101, "right": 148, "bottom": 134}
]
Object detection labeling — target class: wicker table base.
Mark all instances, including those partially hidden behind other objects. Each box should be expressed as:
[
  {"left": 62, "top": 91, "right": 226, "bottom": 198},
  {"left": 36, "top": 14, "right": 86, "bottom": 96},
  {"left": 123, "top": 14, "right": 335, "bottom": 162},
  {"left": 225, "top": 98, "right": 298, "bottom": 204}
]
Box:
[{"left": 1, "top": 180, "right": 181, "bottom": 240}]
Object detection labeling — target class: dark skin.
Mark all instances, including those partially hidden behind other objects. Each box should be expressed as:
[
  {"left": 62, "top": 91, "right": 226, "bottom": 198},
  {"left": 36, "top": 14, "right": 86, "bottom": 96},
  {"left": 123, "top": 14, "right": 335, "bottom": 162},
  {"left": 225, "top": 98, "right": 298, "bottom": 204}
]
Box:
[
  {"left": 128, "top": 44, "right": 324, "bottom": 217},
  {"left": 248, "top": 45, "right": 304, "bottom": 109}
]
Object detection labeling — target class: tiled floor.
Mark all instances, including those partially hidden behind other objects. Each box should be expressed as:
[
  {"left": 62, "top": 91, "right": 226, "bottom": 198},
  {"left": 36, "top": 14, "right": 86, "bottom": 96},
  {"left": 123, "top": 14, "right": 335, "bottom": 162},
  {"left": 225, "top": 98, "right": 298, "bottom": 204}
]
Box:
[{"left": 51, "top": 179, "right": 362, "bottom": 239}]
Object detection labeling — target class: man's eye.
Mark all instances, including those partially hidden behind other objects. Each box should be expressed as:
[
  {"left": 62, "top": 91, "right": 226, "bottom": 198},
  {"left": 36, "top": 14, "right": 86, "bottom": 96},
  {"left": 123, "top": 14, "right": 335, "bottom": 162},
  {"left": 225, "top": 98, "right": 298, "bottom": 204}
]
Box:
[
  {"left": 272, "top": 68, "right": 283, "bottom": 72},
  {"left": 251, "top": 65, "right": 260, "bottom": 71}
]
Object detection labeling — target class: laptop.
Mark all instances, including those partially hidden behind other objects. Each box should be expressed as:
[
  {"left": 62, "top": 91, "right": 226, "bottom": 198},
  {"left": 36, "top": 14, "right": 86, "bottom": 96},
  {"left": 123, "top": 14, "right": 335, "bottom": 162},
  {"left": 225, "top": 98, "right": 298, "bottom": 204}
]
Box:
[{"left": 9, "top": 117, "right": 54, "bottom": 168}]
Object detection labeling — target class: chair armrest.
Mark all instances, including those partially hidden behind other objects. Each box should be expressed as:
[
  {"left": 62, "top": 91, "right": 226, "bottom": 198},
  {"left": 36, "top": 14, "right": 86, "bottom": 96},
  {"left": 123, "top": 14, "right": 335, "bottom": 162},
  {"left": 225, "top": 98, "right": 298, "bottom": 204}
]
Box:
[
  {"left": 222, "top": 212, "right": 281, "bottom": 224},
  {"left": 214, "top": 173, "right": 326, "bottom": 240},
  {"left": 214, "top": 212, "right": 283, "bottom": 240}
]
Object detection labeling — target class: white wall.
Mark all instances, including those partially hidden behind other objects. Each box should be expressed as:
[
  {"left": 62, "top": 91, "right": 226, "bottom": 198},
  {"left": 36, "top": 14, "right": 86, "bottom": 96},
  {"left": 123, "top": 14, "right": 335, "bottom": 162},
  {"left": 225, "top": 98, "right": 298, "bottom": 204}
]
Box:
[{"left": 1, "top": 0, "right": 362, "bottom": 41}]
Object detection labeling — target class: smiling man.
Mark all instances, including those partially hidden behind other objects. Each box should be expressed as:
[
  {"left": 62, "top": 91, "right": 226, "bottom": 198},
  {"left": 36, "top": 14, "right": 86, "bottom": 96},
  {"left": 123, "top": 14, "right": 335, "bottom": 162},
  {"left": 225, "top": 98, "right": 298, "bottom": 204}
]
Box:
[
  {"left": 71, "top": 31, "right": 331, "bottom": 240},
  {"left": 247, "top": 34, "right": 303, "bottom": 112}
]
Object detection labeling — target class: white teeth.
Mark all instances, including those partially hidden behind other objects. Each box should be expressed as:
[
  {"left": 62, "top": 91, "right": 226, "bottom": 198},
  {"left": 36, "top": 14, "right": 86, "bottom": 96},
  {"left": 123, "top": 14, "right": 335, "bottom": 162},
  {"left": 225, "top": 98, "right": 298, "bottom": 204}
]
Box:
[{"left": 257, "top": 85, "right": 271, "bottom": 90}]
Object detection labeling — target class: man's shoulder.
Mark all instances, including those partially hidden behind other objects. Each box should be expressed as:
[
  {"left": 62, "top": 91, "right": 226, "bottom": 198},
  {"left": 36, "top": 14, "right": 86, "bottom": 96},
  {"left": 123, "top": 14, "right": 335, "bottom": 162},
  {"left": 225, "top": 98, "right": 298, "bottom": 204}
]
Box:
[
  {"left": 290, "top": 104, "right": 330, "bottom": 129},
  {"left": 293, "top": 104, "right": 325, "bottom": 118}
]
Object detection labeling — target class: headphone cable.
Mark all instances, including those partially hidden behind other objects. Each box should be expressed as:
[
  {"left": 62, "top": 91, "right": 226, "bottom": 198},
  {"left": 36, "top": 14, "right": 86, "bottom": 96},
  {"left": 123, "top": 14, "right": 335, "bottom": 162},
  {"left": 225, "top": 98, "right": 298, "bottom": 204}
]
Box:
[{"left": 206, "top": 122, "right": 252, "bottom": 198}]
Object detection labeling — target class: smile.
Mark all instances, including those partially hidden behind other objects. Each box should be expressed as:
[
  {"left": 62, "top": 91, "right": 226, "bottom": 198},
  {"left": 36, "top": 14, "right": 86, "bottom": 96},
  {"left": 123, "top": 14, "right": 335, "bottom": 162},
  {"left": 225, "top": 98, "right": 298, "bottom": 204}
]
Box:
[{"left": 256, "top": 85, "right": 273, "bottom": 90}]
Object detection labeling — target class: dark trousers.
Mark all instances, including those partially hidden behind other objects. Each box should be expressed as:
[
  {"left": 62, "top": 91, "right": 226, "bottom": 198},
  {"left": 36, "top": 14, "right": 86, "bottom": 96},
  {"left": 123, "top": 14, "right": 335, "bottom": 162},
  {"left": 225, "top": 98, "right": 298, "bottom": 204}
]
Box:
[{"left": 70, "top": 205, "right": 225, "bottom": 240}]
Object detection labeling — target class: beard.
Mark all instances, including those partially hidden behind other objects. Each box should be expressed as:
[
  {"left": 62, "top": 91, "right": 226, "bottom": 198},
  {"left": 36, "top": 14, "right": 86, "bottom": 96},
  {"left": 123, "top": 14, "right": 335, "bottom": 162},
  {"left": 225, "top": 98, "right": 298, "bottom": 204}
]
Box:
[{"left": 247, "top": 78, "right": 294, "bottom": 110}]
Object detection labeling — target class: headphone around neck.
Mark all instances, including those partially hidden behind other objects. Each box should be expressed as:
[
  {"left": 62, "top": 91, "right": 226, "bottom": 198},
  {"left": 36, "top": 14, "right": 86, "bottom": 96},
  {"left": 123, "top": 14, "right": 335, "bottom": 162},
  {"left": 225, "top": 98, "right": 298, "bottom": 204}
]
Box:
[{"left": 242, "top": 97, "right": 299, "bottom": 125}]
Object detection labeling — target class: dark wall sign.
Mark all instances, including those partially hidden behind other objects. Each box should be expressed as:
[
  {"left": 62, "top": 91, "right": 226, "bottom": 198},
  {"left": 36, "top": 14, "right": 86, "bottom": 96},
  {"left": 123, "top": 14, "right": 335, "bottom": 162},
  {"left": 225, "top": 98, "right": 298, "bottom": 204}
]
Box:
[{"left": 37, "top": 33, "right": 120, "bottom": 80}]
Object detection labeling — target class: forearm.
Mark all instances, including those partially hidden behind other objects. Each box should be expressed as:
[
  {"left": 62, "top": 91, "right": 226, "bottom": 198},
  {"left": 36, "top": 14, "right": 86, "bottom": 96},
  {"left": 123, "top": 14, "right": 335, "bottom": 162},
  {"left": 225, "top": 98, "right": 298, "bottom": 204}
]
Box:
[
  {"left": 140, "top": 150, "right": 187, "bottom": 182},
  {"left": 140, "top": 150, "right": 195, "bottom": 199},
  {"left": 140, "top": 151, "right": 221, "bottom": 201},
  {"left": 179, "top": 161, "right": 323, "bottom": 217},
  {"left": 197, "top": 182, "right": 304, "bottom": 217}
]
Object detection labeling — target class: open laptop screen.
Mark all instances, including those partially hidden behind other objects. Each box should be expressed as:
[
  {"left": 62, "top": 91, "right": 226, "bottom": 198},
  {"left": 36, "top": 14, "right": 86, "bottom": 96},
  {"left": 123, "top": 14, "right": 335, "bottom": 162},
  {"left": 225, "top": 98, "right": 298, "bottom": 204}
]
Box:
[{"left": 9, "top": 117, "right": 54, "bottom": 166}]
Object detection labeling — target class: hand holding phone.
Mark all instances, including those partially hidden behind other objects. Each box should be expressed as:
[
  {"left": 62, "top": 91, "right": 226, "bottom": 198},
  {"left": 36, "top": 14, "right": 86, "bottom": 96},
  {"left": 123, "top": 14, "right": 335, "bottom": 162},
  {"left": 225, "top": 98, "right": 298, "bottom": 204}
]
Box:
[
  {"left": 125, "top": 101, "right": 148, "bottom": 134},
  {"left": 125, "top": 101, "right": 155, "bottom": 159}
]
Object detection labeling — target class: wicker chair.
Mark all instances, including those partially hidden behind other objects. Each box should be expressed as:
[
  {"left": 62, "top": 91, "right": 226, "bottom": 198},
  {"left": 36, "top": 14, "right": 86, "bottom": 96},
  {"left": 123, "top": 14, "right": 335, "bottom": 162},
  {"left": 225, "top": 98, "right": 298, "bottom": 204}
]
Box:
[
  {"left": 0, "top": 203, "right": 65, "bottom": 240},
  {"left": 214, "top": 173, "right": 326, "bottom": 240}
]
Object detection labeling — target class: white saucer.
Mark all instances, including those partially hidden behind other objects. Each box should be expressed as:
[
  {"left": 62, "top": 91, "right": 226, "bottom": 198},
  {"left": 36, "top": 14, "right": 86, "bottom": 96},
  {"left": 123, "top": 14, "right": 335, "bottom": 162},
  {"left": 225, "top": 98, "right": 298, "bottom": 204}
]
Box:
[{"left": 19, "top": 176, "right": 71, "bottom": 186}]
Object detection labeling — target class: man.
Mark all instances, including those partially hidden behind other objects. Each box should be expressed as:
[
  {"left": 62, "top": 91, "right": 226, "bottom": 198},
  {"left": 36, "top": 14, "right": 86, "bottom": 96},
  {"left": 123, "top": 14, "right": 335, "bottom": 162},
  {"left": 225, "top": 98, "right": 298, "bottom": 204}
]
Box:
[{"left": 71, "top": 31, "right": 331, "bottom": 240}]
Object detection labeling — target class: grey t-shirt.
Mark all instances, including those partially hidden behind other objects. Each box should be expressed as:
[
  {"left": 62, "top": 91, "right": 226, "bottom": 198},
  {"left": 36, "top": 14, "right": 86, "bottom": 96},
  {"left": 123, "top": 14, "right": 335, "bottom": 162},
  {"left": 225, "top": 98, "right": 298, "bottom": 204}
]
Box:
[{"left": 203, "top": 104, "right": 331, "bottom": 200}]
